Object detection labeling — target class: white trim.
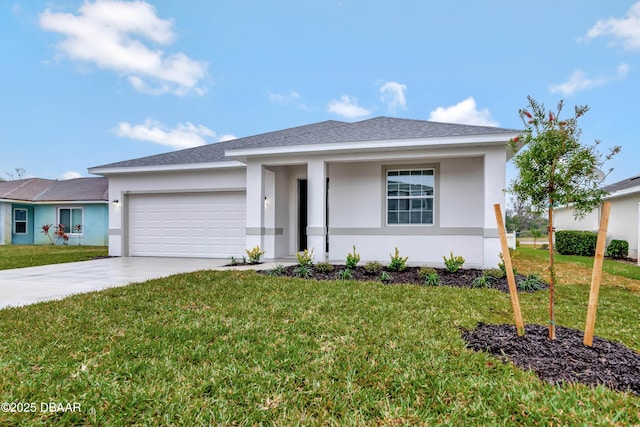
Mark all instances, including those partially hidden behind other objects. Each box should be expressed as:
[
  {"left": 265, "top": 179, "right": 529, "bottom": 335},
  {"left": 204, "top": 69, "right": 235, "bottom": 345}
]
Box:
[
  {"left": 88, "top": 160, "right": 246, "bottom": 175},
  {"left": 13, "top": 208, "right": 28, "bottom": 235},
  {"left": 57, "top": 206, "right": 85, "bottom": 236},
  {"left": 605, "top": 185, "right": 640, "bottom": 200},
  {"left": 225, "top": 133, "right": 520, "bottom": 159}
]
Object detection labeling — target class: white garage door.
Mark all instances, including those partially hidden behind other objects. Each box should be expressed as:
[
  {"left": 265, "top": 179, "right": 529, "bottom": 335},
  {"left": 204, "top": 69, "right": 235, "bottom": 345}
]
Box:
[{"left": 128, "top": 192, "right": 246, "bottom": 257}]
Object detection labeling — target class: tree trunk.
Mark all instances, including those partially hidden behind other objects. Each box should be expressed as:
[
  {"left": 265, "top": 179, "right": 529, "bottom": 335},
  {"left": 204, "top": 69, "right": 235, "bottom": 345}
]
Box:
[{"left": 548, "top": 201, "right": 557, "bottom": 340}]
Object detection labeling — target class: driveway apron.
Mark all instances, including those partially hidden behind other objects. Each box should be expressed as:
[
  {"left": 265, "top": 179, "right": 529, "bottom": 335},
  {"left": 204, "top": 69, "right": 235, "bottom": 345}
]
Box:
[{"left": 0, "top": 257, "right": 227, "bottom": 310}]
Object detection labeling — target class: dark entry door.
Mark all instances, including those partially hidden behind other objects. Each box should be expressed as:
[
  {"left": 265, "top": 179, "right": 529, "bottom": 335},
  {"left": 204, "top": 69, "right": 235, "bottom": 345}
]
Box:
[{"left": 298, "top": 179, "right": 307, "bottom": 251}]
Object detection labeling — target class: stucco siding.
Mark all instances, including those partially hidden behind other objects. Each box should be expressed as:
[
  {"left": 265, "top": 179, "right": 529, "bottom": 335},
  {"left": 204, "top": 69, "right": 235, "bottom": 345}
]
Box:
[{"left": 607, "top": 195, "right": 639, "bottom": 259}]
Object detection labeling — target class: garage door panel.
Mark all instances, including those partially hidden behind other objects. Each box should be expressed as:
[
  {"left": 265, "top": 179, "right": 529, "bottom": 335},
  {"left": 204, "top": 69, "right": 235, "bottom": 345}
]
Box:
[{"left": 128, "top": 192, "right": 246, "bottom": 258}]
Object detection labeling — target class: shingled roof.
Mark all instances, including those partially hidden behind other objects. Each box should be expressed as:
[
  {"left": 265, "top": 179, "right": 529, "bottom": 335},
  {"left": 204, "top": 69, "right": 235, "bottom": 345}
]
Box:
[
  {"left": 603, "top": 173, "right": 640, "bottom": 195},
  {"left": 91, "top": 117, "right": 521, "bottom": 170},
  {"left": 0, "top": 177, "right": 108, "bottom": 202}
]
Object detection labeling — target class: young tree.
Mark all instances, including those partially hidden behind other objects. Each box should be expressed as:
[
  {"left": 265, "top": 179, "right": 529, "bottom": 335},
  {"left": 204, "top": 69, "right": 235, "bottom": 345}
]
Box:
[{"left": 509, "top": 96, "right": 620, "bottom": 339}]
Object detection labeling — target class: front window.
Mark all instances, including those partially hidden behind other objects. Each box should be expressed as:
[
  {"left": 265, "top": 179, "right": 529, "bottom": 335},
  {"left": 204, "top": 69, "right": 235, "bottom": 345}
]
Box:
[
  {"left": 58, "top": 207, "right": 84, "bottom": 235},
  {"left": 387, "top": 169, "right": 434, "bottom": 225},
  {"left": 13, "top": 208, "right": 27, "bottom": 234}
]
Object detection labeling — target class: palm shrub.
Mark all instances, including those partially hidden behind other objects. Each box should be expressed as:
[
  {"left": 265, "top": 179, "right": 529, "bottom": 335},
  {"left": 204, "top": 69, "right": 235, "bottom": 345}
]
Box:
[
  {"left": 245, "top": 246, "right": 266, "bottom": 264},
  {"left": 443, "top": 252, "right": 465, "bottom": 273},
  {"left": 345, "top": 245, "right": 361, "bottom": 269},
  {"left": 388, "top": 247, "right": 408, "bottom": 272}
]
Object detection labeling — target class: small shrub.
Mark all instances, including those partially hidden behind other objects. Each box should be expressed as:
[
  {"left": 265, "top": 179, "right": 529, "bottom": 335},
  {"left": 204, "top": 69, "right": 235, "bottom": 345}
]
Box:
[
  {"left": 471, "top": 274, "right": 495, "bottom": 289},
  {"left": 498, "top": 253, "right": 517, "bottom": 275},
  {"left": 422, "top": 272, "right": 441, "bottom": 286},
  {"left": 315, "top": 262, "right": 334, "bottom": 273},
  {"left": 388, "top": 247, "right": 408, "bottom": 272},
  {"left": 266, "top": 264, "right": 287, "bottom": 276},
  {"left": 338, "top": 269, "right": 353, "bottom": 280},
  {"left": 245, "top": 245, "right": 266, "bottom": 264},
  {"left": 345, "top": 245, "right": 361, "bottom": 269},
  {"left": 443, "top": 252, "right": 465, "bottom": 273},
  {"left": 555, "top": 230, "right": 597, "bottom": 256},
  {"left": 296, "top": 249, "right": 314, "bottom": 267},
  {"left": 364, "top": 261, "right": 383, "bottom": 275},
  {"left": 293, "top": 264, "right": 313, "bottom": 279},
  {"left": 605, "top": 239, "right": 629, "bottom": 259},
  {"left": 230, "top": 256, "right": 238, "bottom": 266},
  {"left": 379, "top": 271, "right": 393, "bottom": 283},
  {"left": 517, "top": 274, "right": 546, "bottom": 292},
  {"left": 417, "top": 266, "right": 437, "bottom": 281},
  {"left": 484, "top": 268, "right": 505, "bottom": 279},
  {"left": 539, "top": 243, "right": 549, "bottom": 250}
]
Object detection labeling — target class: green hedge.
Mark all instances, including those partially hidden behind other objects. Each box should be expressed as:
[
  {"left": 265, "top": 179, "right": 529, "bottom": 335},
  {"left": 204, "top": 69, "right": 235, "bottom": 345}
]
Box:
[
  {"left": 555, "top": 230, "right": 597, "bottom": 256},
  {"left": 605, "top": 239, "right": 629, "bottom": 259}
]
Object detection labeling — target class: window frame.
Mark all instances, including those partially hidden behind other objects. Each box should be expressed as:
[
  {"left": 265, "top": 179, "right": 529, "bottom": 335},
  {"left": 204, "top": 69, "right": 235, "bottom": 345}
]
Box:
[
  {"left": 57, "top": 207, "right": 85, "bottom": 236},
  {"left": 13, "top": 208, "right": 28, "bottom": 234},
  {"left": 385, "top": 167, "right": 436, "bottom": 227}
]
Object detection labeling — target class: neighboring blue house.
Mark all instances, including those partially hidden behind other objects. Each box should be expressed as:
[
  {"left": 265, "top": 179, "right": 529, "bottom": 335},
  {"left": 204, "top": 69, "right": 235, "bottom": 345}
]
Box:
[{"left": 0, "top": 177, "right": 108, "bottom": 246}]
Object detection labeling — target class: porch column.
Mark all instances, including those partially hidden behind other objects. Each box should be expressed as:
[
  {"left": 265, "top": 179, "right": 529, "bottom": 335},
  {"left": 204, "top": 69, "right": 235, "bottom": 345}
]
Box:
[
  {"left": 245, "top": 161, "right": 265, "bottom": 254},
  {"left": 307, "top": 159, "right": 326, "bottom": 263},
  {"left": 483, "top": 149, "right": 506, "bottom": 268},
  {"left": 0, "top": 203, "right": 10, "bottom": 245}
]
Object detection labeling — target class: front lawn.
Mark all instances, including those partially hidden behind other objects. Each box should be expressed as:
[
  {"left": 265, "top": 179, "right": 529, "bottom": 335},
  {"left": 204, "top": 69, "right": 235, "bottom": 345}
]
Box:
[
  {"left": 0, "top": 266, "right": 638, "bottom": 425},
  {"left": 0, "top": 245, "right": 108, "bottom": 270}
]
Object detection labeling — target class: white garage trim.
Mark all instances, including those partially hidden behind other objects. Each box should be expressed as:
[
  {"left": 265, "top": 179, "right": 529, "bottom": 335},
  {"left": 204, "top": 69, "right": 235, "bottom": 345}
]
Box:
[{"left": 127, "top": 192, "right": 246, "bottom": 258}]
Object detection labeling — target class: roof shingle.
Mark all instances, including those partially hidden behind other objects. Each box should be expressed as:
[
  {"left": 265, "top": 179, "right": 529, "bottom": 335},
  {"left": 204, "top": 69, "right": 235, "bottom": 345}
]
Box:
[{"left": 91, "top": 116, "right": 521, "bottom": 170}]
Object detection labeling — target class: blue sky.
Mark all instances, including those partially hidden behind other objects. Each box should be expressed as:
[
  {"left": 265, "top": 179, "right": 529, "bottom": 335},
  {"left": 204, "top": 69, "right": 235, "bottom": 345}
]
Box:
[{"left": 1, "top": 1, "right": 638, "bottom": 186}]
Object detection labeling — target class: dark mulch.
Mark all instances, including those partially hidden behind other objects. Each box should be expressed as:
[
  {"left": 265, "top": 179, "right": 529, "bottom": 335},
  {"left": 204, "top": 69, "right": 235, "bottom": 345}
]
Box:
[
  {"left": 263, "top": 265, "right": 547, "bottom": 294},
  {"left": 463, "top": 323, "right": 640, "bottom": 395}
]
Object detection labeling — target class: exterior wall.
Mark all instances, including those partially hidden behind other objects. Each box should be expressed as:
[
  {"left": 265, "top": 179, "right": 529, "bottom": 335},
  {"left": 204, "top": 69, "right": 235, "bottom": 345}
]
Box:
[
  {"left": 106, "top": 168, "right": 246, "bottom": 256},
  {"left": 555, "top": 206, "right": 599, "bottom": 232},
  {"left": 0, "top": 202, "right": 10, "bottom": 245},
  {"left": 327, "top": 156, "right": 493, "bottom": 268},
  {"left": 28, "top": 204, "right": 108, "bottom": 246},
  {"left": 554, "top": 194, "right": 640, "bottom": 259},
  {"left": 607, "top": 195, "right": 639, "bottom": 259}
]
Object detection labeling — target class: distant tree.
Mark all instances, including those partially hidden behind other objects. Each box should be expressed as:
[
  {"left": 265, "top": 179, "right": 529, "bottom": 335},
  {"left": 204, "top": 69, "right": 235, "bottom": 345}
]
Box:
[
  {"left": 2, "top": 168, "right": 26, "bottom": 181},
  {"left": 505, "top": 197, "right": 547, "bottom": 233},
  {"left": 509, "top": 96, "right": 620, "bottom": 340}
]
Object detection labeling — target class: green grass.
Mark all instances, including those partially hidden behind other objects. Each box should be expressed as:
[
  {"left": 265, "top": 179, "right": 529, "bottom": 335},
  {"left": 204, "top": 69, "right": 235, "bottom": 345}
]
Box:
[
  {"left": 517, "top": 246, "right": 640, "bottom": 281},
  {"left": 0, "top": 267, "right": 638, "bottom": 425},
  {"left": 0, "top": 245, "right": 108, "bottom": 270}
]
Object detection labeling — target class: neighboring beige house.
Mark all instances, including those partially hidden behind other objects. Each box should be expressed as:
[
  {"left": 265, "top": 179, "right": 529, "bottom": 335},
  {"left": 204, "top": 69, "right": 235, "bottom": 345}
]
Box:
[
  {"left": 555, "top": 173, "right": 640, "bottom": 263},
  {"left": 89, "top": 117, "right": 521, "bottom": 268}
]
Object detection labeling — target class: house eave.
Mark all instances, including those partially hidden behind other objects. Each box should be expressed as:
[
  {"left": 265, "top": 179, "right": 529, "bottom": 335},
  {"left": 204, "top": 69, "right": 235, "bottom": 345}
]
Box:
[
  {"left": 605, "top": 186, "right": 640, "bottom": 200},
  {"left": 225, "top": 133, "right": 520, "bottom": 160},
  {"left": 0, "top": 198, "right": 107, "bottom": 205},
  {"left": 88, "top": 160, "right": 246, "bottom": 175}
]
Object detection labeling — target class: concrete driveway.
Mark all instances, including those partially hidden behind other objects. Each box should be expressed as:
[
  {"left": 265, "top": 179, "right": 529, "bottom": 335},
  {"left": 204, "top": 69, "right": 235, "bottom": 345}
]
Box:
[{"left": 0, "top": 257, "right": 229, "bottom": 310}]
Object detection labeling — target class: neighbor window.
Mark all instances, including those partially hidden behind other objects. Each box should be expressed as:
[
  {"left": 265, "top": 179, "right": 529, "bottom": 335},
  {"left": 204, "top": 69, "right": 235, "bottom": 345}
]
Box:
[
  {"left": 58, "top": 207, "right": 84, "bottom": 234},
  {"left": 387, "top": 169, "right": 434, "bottom": 225},
  {"left": 13, "top": 208, "right": 27, "bottom": 234}
]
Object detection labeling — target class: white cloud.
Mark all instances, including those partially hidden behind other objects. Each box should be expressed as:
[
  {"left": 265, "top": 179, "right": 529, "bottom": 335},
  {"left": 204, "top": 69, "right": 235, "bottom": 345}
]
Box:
[
  {"left": 584, "top": 2, "right": 640, "bottom": 51},
  {"left": 217, "top": 134, "right": 237, "bottom": 142},
  {"left": 269, "top": 91, "right": 310, "bottom": 110},
  {"left": 428, "top": 97, "right": 498, "bottom": 126},
  {"left": 378, "top": 81, "right": 407, "bottom": 114},
  {"left": 549, "top": 63, "right": 630, "bottom": 96},
  {"left": 39, "top": 0, "right": 208, "bottom": 96},
  {"left": 59, "top": 171, "right": 84, "bottom": 180},
  {"left": 327, "top": 95, "right": 371, "bottom": 119},
  {"left": 114, "top": 119, "right": 224, "bottom": 149}
]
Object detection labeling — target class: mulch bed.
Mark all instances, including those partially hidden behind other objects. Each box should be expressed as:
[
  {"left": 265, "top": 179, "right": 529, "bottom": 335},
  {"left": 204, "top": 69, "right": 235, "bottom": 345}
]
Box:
[
  {"left": 264, "top": 265, "right": 547, "bottom": 293},
  {"left": 463, "top": 323, "right": 640, "bottom": 396}
]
